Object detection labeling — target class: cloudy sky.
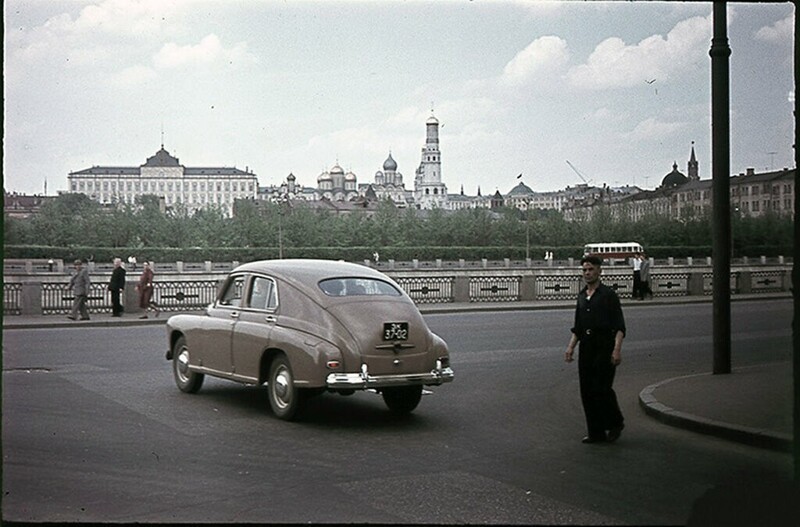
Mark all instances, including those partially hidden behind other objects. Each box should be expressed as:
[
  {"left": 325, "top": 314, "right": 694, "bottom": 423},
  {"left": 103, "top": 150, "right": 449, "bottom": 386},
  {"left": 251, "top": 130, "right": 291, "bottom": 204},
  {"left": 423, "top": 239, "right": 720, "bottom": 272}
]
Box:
[{"left": 3, "top": 0, "right": 795, "bottom": 197}]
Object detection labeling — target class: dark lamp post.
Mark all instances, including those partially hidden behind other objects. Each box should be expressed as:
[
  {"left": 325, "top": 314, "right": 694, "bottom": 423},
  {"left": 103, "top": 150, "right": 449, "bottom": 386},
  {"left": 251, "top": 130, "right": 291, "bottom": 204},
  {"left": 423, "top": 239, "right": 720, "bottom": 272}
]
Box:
[{"left": 710, "top": 1, "right": 731, "bottom": 375}]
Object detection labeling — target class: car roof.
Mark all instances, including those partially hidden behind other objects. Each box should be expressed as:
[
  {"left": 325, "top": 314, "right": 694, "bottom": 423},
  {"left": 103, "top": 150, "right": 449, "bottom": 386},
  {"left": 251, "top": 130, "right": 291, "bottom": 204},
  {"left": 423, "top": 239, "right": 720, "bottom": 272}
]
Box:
[{"left": 232, "top": 259, "right": 401, "bottom": 301}]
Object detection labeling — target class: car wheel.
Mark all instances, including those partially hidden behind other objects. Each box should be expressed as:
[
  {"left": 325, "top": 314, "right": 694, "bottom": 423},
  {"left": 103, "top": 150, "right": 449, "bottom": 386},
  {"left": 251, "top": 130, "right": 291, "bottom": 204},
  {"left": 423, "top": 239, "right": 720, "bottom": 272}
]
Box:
[
  {"left": 382, "top": 385, "right": 423, "bottom": 414},
  {"left": 268, "top": 355, "right": 304, "bottom": 420},
  {"left": 172, "top": 336, "right": 204, "bottom": 393}
]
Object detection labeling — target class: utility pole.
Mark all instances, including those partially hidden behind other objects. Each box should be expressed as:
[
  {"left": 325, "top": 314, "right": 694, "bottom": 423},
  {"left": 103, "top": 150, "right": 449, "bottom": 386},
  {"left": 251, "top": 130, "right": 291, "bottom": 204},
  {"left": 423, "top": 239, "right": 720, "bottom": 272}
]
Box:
[
  {"left": 792, "top": 0, "right": 799, "bottom": 484},
  {"left": 710, "top": 1, "right": 731, "bottom": 375}
]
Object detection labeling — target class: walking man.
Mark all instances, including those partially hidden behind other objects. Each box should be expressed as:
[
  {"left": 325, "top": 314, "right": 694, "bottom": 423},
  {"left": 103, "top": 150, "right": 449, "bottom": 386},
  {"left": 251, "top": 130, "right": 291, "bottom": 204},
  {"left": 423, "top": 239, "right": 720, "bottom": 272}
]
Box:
[
  {"left": 68, "top": 259, "right": 91, "bottom": 321},
  {"left": 109, "top": 257, "right": 126, "bottom": 317},
  {"left": 639, "top": 253, "right": 652, "bottom": 300},
  {"left": 565, "top": 255, "right": 626, "bottom": 444}
]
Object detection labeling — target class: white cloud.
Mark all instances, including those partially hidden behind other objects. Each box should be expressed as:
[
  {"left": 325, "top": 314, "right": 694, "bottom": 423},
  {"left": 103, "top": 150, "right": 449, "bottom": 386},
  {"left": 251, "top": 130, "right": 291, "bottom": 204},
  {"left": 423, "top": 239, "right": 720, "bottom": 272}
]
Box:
[
  {"left": 624, "top": 117, "right": 685, "bottom": 141},
  {"left": 70, "top": 0, "right": 184, "bottom": 36},
  {"left": 499, "top": 36, "right": 569, "bottom": 87},
  {"left": 568, "top": 14, "right": 711, "bottom": 90},
  {"left": 6, "top": 0, "right": 187, "bottom": 72},
  {"left": 754, "top": 14, "right": 794, "bottom": 43},
  {"left": 153, "top": 34, "right": 258, "bottom": 70}
]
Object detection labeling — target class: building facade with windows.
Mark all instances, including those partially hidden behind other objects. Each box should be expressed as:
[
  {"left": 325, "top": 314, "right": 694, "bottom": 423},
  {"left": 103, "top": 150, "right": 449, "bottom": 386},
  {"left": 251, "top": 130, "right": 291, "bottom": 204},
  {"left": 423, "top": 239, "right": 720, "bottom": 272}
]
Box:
[
  {"left": 564, "top": 144, "right": 795, "bottom": 222},
  {"left": 67, "top": 146, "right": 258, "bottom": 216}
]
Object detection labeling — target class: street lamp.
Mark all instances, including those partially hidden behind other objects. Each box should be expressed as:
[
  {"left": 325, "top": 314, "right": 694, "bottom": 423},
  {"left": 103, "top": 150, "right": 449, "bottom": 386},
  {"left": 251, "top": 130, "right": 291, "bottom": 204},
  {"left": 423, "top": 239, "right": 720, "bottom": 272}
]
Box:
[
  {"left": 271, "top": 193, "right": 290, "bottom": 259},
  {"left": 524, "top": 198, "right": 531, "bottom": 261}
]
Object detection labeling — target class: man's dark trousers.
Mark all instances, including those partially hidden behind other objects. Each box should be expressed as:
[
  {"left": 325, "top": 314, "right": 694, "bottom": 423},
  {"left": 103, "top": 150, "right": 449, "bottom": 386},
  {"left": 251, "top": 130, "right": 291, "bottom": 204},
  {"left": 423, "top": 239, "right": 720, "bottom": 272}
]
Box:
[
  {"left": 111, "top": 289, "right": 123, "bottom": 316},
  {"left": 578, "top": 339, "right": 624, "bottom": 438}
]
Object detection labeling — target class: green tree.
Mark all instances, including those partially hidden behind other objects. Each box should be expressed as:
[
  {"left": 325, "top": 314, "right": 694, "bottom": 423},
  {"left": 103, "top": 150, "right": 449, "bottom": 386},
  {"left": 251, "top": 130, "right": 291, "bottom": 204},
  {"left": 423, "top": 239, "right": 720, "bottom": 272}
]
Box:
[
  {"left": 29, "top": 193, "right": 104, "bottom": 246},
  {"left": 192, "top": 206, "right": 231, "bottom": 247}
]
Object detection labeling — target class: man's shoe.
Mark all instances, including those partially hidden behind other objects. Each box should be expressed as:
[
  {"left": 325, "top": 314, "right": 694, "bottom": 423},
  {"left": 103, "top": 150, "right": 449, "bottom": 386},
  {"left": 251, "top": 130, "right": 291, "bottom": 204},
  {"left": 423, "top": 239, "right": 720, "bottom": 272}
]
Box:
[
  {"left": 607, "top": 425, "right": 624, "bottom": 443},
  {"left": 66, "top": 316, "right": 76, "bottom": 320},
  {"left": 139, "top": 315, "right": 148, "bottom": 319},
  {"left": 582, "top": 435, "right": 606, "bottom": 444},
  {"left": 80, "top": 317, "right": 90, "bottom": 321}
]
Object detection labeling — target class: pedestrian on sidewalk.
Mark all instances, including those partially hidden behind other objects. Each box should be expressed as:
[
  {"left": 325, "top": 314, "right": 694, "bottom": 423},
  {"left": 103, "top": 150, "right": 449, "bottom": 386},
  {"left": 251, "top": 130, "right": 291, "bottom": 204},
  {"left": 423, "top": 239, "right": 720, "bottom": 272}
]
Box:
[
  {"left": 631, "top": 253, "right": 642, "bottom": 300},
  {"left": 638, "top": 253, "right": 652, "bottom": 300},
  {"left": 108, "top": 257, "right": 126, "bottom": 317},
  {"left": 565, "top": 255, "right": 626, "bottom": 444},
  {"left": 135, "top": 261, "right": 160, "bottom": 319},
  {"left": 67, "top": 259, "right": 91, "bottom": 321}
]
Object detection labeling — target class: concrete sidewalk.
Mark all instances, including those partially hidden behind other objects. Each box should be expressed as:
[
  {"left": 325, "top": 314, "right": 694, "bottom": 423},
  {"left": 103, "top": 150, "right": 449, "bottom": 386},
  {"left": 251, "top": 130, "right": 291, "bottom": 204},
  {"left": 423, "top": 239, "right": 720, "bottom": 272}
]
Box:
[{"left": 2, "top": 293, "right": 793, "bottom": 452}]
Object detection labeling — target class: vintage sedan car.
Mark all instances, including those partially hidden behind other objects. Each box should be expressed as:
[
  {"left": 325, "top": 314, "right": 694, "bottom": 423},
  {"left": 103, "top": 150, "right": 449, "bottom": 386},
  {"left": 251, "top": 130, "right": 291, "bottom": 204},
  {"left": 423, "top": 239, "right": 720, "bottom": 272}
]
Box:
[{"left": 165, "top": 259, "right": 453, "bottom": 420}]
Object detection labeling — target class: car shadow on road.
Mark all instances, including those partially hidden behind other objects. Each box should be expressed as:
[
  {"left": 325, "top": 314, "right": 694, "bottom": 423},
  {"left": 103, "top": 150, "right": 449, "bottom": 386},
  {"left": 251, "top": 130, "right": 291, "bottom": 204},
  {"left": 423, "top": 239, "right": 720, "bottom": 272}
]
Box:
[{"left": 195, "top": 383, "right": 438, "bottom": 430}]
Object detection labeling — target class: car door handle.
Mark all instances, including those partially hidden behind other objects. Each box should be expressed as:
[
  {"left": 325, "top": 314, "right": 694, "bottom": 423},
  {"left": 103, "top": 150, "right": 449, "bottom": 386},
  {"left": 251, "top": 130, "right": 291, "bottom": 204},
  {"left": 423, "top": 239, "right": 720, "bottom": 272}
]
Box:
[
  {"left": 229, "top": 311, "right": 239, "bottom": 319},
  {"left": 265, "top": 315, "right": 277, "bottom": 323}
]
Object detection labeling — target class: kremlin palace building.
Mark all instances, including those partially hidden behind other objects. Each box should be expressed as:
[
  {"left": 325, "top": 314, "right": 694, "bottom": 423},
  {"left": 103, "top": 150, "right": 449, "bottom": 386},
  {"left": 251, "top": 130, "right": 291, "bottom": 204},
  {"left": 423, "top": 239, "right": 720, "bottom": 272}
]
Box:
[{"left": 59, "top": 113, "right": 794, "bottom": 220}]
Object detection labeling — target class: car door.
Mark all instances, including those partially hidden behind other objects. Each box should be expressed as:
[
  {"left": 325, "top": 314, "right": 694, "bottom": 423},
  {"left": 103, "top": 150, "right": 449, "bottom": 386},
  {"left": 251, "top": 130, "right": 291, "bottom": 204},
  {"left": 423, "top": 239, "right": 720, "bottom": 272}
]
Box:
[
  {"left": 231, "top": 274, "right": 277, "bottom": 382},
  {"left": 200, "top": 273, "right": 246, "bottom": 375}
]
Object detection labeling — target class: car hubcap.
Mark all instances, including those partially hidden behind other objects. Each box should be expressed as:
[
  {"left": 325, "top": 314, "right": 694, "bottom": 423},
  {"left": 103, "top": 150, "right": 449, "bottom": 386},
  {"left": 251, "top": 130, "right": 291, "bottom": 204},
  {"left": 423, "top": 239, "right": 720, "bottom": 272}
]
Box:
[
  {"left": 177, "top": 349, "right": 190, "bottom": 380},
  {"left": 273, "top": 368, "right": 291, "bottom": 408}
]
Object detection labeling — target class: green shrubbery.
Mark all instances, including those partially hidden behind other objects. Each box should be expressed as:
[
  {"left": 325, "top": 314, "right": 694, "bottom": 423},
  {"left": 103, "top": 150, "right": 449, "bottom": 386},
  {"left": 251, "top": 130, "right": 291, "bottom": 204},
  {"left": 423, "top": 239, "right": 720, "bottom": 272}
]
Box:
[{"left": 3, "top": 193, "right": 793, "bottom": 261}]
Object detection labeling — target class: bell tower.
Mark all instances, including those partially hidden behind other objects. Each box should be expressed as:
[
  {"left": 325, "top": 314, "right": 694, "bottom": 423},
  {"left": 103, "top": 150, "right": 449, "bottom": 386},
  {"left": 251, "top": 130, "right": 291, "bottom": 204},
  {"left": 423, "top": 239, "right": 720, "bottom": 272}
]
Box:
[{"left": 414, "top": 110, "right": 448, "bottom": 209}]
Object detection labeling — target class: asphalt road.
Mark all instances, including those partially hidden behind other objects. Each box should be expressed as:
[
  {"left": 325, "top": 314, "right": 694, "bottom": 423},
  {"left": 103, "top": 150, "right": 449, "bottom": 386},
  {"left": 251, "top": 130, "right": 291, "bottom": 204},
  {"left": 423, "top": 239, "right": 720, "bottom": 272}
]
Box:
[{"left": 2, "top": 299, "right": 793, "bottom": 524}]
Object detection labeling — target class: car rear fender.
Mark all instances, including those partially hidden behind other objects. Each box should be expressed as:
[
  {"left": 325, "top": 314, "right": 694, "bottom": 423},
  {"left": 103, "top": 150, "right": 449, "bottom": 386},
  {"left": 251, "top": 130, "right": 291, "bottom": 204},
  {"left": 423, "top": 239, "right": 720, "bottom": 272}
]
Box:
[{"left": 256, "top": 327, "right": 344, "bottom": 388}]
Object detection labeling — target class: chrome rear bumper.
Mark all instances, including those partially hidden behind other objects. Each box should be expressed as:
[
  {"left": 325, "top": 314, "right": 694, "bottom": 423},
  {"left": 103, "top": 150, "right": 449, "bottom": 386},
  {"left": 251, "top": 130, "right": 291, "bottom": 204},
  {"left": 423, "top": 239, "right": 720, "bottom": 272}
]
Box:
[{"left": 326, "top": 361, "right": 454, "bottom": 390}]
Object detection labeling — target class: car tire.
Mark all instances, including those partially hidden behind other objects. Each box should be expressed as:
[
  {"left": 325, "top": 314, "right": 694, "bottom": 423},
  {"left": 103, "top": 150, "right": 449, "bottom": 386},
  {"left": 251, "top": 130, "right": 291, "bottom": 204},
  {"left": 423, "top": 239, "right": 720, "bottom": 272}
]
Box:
[
  {"left": 172, "top": 336, "right": 204, "bottom": 393},
  {"left": 268, "top": 355, "right": 304, "bottom": 420},
  {"left": 382, "top": 385, "right": 423, "bottom": 414}
]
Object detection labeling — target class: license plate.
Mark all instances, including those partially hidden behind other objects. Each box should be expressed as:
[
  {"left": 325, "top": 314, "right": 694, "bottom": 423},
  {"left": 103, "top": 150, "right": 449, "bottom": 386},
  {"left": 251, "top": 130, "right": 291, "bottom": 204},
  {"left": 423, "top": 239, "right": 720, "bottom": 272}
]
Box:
[{"left": 383, "top": 322, "right": 409, "bottom": 341}]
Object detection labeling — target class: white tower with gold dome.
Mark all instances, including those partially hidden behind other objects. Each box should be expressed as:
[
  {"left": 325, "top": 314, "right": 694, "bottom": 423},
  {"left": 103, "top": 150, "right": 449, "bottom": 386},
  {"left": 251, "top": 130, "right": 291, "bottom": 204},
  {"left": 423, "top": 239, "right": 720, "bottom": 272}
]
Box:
[{"left": 414, "top": 111, "right": 448, "bottom": 209}]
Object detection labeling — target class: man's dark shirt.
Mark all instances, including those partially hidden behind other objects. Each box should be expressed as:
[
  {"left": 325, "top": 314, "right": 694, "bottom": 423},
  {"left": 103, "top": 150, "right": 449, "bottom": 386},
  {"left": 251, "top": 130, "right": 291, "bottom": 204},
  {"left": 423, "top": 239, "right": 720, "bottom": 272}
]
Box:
[
  {"left": 571, "top": 282, "right": 626, "bottom": 344},
  {"left": 109, "top": 267, "right": 126, "bottom": 291}
]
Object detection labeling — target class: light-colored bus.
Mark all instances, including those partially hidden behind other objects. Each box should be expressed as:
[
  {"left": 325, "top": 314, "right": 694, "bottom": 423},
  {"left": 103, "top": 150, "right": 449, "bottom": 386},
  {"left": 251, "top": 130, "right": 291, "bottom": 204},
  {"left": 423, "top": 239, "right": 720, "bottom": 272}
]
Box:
[{"left": 583, "top": 242, "right": 644, "bottom": 263}]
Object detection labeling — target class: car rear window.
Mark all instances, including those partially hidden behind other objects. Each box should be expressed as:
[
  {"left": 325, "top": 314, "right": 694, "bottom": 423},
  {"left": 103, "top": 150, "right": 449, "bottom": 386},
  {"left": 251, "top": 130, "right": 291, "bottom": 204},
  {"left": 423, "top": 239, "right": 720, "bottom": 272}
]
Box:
[{"left": 318, "top": 278, "right": 402, "bottom": 297}]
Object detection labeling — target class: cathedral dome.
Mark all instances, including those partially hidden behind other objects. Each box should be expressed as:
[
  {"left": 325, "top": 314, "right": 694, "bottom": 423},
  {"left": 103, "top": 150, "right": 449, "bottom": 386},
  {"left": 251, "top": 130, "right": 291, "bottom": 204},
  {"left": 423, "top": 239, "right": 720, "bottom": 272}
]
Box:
[
  {"left": 383, "top": 153, "right": 398, "bottom": 172},
  {"left": 661, "top": 162, "right": 688, "bottom": 188},
  {"left": 330, "top": 164, "right": 345, "bottom": 175},
  {"left": 426, "top": 115, "right": 439, "bottom": 125},
  {"left": 508, "top": 182, "right": 534, "bottom": 196},
  {"left": 345, "top": 171, "right": 356, "bottom": 181},
  {"left": 317, "top": 171, "right": 332, "bottom": 183}
]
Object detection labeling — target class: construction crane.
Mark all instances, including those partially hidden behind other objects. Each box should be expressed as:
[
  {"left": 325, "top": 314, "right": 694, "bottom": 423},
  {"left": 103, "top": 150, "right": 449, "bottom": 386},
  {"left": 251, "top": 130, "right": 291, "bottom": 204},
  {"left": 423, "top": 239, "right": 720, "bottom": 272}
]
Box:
[{"left": 565, "top": 160, "right": 593, "bottom": 185}]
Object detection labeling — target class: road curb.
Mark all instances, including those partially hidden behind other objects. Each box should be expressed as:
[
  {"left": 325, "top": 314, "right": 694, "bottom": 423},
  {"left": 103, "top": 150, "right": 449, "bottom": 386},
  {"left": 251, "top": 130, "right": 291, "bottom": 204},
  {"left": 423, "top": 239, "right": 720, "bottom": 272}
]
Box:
[
  {"left": 2, "top": 316, "right": 173, "bottom": 330},
  {"left": 639, "top": 374, "right": 793, "bottom": 453}
]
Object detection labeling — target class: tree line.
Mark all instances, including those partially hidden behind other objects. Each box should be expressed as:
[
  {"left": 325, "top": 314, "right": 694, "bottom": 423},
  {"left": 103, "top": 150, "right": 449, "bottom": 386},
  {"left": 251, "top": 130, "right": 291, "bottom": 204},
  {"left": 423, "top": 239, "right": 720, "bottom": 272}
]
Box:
[{"left": 3, "top": 193, "right": 793, "bottom": 262}]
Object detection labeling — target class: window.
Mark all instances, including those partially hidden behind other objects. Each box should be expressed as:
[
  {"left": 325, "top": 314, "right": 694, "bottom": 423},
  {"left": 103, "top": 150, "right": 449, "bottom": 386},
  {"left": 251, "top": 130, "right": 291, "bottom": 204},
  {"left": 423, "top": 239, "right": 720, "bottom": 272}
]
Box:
[
  {"left": 248, "top": 276, "right": 278, "bottom": 310},
  {"left": 319, "top": 278, "right": 401, "bottom": 297},
  {"left": 219, "top": 275, "right": 246, "bottom": 307}
]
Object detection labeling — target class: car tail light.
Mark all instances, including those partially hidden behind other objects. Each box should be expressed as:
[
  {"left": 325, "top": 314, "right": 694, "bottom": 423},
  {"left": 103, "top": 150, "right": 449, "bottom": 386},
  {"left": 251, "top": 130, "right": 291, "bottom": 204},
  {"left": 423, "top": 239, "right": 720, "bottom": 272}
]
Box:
[{"left": 326, "top": 360, "right": 341, "bottom": 369}]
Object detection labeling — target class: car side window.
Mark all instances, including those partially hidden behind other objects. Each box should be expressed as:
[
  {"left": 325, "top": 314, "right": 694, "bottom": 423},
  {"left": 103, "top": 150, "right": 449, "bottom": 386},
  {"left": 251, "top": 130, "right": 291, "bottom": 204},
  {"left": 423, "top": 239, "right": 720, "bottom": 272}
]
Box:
[
  {"left": 249, "top": 276, "right": 277, "bottom": 311},
  {"left": 220, "top": 275, "right": 246, "bottom": 307}
]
